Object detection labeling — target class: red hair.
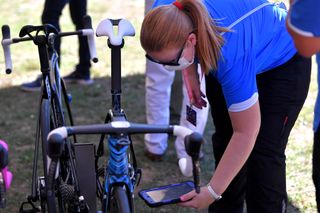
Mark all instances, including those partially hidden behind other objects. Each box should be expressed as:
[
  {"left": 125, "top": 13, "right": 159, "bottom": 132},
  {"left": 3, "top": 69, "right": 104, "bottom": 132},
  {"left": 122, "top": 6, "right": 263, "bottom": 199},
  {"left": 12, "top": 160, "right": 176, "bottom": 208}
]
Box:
[{"left": 140, "top": 0, "right": 227, "bottom": 74}]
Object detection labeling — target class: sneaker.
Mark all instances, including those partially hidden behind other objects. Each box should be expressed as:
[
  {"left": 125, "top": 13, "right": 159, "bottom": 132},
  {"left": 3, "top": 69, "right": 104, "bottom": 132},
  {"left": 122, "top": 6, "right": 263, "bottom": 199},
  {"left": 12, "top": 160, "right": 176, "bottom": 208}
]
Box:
[
  {"left": 144, "top": 150, "right": 164, "bottom": 162},
  {"left": 63, "top": 71, "right": 93, "bottom": 85},
  {"left": 20, "top": 76, "right": 42, "bottom": 92}
]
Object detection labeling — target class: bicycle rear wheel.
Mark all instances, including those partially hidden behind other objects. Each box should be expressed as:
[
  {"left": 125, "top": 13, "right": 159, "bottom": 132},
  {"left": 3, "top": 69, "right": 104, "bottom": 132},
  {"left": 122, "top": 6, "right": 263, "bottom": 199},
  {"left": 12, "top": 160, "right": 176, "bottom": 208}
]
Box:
[
  {"left": 109, "top": 186, "right": 131, "bottom": 213},
  {"left": 41, "top": 99, "right": 63, "bottom": 213},
  {"left": 39, "top": 99, "right": 51, "bottom": 212},
  {"left": 41, "top": 99, "right": 50, "bottom": 178},
  {"left": 41, "top": 97, "right": 77, "bottom": 213}
]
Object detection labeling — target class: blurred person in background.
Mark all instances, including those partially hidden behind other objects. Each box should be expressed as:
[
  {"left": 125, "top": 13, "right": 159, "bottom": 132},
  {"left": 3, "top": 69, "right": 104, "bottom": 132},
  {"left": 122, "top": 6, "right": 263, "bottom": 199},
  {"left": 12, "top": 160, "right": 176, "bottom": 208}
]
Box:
[
  {"left": 286, "top": 0, "right": 320, "bottom": 211},
  {"left": 21, "top": 0, "right": 92, "bottom": 92},
  {"left": 144, "top": 0, "right": 209, "bottom": 163}
]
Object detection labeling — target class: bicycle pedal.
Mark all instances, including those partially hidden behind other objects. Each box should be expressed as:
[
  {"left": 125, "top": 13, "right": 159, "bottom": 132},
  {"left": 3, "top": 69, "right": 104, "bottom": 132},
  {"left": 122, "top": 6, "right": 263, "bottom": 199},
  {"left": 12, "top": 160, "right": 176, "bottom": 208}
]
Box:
[
  {"left": 19, "top": 208, "right": 39, "bottom": 213},
  {"left": 19, "top": 200, "right": 40, "bottom": 213}
]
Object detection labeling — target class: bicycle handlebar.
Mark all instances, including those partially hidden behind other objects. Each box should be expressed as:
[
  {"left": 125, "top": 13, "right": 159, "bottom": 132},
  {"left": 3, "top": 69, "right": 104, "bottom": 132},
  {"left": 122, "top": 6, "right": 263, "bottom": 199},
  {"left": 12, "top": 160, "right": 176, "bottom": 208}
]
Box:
[
  {"left": 2, "top": 25, "right": 14, "bottom": 74},
  {"left": 47, "top": 122, "right": 203, "bottom": 190},
  {"left": 47, "top": 122, "right": 195, "bottom": 141},
  {"left": 82, "top": 15, "right": 98, "bottom": 63},
  {"left": 1, "top": 17, "right": 98, "bottom": 74}
]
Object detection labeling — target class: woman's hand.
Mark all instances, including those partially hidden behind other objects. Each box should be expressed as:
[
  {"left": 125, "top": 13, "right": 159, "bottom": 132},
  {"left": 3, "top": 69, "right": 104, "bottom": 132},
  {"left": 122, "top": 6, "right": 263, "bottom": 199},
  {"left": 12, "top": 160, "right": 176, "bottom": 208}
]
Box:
[
  {"left": 178, "top": 186, "right": 215, "bottom": 209},
  {"left": 182, "top": 64, "right": 207, "bottom": 109}
]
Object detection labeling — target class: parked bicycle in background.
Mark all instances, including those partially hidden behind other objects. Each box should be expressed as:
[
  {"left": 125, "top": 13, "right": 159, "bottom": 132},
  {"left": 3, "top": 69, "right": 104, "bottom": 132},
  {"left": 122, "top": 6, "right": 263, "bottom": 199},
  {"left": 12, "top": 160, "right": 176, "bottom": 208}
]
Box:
[{"left": 1, "top": 15, "right": 97, "bottom": 213}]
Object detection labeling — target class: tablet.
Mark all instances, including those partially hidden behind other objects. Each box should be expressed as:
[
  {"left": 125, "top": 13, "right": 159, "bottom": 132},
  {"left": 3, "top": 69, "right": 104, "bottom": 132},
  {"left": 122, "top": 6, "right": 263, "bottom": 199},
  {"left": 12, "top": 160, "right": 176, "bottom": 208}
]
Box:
[{"left": 138, "top": 181, "right": 194, "bottom": 207}]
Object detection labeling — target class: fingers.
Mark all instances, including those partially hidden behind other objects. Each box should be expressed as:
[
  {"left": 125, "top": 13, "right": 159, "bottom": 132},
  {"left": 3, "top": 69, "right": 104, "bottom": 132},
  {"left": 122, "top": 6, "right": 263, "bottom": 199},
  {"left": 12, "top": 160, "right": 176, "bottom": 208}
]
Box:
[
  {"left": 180, "top": 190, "right": 196, "bottom": 202},
  {"left": 177, "top": 186, "right": 213, "bottom": 210},
  {"left": 178, "top": 190, "right": 197, "bottom": 208}
]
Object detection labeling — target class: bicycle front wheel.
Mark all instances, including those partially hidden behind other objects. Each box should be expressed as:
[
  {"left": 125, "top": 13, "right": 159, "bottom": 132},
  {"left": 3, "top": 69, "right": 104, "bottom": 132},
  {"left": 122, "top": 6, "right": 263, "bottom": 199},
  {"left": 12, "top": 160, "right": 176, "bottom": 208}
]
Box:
[{"left": 109, "top": 186, "right": 131, "bottom": 213}]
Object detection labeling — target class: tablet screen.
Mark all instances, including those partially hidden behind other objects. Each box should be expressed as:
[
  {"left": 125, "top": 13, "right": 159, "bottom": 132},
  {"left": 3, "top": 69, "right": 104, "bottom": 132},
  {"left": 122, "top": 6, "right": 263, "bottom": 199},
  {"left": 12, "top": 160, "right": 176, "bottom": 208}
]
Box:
[{"left": 145, "top": 182, "right": 194, "bottom": 203}]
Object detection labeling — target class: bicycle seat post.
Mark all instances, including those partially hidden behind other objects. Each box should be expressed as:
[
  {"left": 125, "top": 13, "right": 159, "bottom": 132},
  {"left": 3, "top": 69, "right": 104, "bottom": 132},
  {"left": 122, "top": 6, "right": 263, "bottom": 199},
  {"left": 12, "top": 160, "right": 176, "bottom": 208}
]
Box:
[
  {"left": 35, "top": 35, "right": 50, "bottom": 75},
  {"left": 108, "top": 37, "right": 123, "bottom": 115},
  {"left": 96, "top": 18, "right": 135, "bottom": 116}
]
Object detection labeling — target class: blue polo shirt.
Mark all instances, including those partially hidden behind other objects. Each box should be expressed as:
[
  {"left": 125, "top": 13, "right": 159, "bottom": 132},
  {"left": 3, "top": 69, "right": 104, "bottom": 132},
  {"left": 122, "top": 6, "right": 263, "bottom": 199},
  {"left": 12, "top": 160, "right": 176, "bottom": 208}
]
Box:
[
  {"left": 287, "top": 0, "right": 320, "bottom": 37},
  {"left": 152, "top": 0, "right": 296, "bottom": 111}
]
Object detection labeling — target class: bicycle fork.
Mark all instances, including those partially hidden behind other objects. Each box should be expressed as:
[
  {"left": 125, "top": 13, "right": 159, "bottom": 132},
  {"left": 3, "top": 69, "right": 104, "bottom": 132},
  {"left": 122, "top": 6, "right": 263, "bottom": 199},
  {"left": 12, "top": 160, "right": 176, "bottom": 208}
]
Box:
[{"left": 103, "top": 135, "right": 135, "bottom": 212}]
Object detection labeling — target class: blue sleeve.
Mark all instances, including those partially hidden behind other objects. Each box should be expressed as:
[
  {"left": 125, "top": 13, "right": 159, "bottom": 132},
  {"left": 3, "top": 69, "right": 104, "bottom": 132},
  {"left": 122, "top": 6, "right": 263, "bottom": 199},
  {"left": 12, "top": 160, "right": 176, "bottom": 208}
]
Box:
[
  {"left": 153, "top": 0, "right": 174, "bottom": 8},
  {"left": 289, "top": 0, "right": 320, "bottom": 37},
  {"left": 216, "top": 52, "right": 258, "bottom": 112}
]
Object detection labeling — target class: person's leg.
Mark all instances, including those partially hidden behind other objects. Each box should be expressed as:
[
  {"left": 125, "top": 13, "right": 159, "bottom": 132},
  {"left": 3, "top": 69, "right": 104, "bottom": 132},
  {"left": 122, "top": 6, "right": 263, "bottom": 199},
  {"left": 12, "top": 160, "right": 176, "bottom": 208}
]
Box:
[
  {"left": 206, "top": 74, "right": 246, "bottom": 213},
  {"left": 68, "top": 0, "right": 91, "bottom": 79},
  {"left": 41, "top": 0, "right": 67, "bottom": 57},
  {"left": 144, "top": 60, "right": 175, "bottom": 156},
  {"left": 175, "top": 65, "right": 209, "bottom": 159},
  {"left": 21, "top": 0, "right": 67, "bottom": 92},
  {"left": 313, "top": 127, "right": 320, "bottom": 213},
  {"left": 246, "top": 54, "right": 311, "bottom": 213}
]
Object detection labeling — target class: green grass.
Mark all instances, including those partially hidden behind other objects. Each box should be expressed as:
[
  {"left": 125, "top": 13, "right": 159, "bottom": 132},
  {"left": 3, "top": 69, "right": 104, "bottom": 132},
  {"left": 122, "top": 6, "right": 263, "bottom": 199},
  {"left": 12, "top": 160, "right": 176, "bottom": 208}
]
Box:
[{"left": 0, "top": 0, "right": 319, "bottom": 212}]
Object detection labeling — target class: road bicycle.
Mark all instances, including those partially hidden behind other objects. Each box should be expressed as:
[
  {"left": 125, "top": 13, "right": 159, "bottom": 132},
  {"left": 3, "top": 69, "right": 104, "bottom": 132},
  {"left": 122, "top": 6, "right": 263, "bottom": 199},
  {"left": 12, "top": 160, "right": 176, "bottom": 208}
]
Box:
[
  {"left": 46, "top": 18, "right": 203, "bottom": 213},
  {"left": 0, "top": 139, "right": 13, "bottom": 208},
  {"left": 1, "top": 16, "right": 97, "bottom": 213}
]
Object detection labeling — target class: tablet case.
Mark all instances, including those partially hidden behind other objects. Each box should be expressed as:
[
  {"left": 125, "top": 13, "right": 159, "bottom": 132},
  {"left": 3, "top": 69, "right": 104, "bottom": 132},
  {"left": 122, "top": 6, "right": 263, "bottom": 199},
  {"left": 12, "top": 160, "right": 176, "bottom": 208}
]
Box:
[{"left": 138, "top": 181, "right": 194, "bottom": 207}]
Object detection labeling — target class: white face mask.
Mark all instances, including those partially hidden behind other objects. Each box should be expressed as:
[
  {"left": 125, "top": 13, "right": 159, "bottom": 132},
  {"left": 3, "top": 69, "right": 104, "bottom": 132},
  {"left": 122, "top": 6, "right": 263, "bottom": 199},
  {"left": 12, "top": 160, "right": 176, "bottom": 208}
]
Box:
[{"left": 164, "top": 55, "right": 194, "bottom": 71}]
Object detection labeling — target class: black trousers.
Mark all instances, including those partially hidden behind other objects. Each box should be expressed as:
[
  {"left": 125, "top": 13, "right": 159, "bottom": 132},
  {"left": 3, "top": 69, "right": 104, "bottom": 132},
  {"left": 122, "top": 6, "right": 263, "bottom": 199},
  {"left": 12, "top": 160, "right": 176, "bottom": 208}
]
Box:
[
  {"left": 206, "top": 54, "right": 311, "bottom": 213},
  {"left": 313, "top": 126, "right": 320, "bottom": 213},
  {"left": 41, "top": 0, "right": 91, "bottom": 77},
  {"left": 313, "top": 53, "right": 320, "bottom": 213}
]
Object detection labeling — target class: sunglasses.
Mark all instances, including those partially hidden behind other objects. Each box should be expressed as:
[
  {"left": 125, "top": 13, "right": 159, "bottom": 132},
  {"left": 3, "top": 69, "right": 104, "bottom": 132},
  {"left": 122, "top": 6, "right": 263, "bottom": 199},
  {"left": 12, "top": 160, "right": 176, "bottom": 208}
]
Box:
[{"left": 145, "top": 41, "right": 186, "bottom": 66}]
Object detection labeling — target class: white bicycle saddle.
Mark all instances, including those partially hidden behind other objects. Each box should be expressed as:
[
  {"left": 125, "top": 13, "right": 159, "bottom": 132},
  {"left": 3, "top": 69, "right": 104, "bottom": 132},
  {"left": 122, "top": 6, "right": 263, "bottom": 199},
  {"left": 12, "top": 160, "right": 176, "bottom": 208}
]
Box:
[{"left": 96, "top": 18, "right": 135, "bottom": 46}]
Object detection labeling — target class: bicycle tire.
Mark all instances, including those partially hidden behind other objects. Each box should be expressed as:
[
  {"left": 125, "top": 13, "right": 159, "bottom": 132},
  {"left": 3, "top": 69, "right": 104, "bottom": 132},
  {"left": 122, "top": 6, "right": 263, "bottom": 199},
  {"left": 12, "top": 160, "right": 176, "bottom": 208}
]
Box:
[
  {"left": 40, "top": 99, "right": 51, "bottom": 213},
  {"left": 41, "top": 97, "right": 68, "bottom": 213},
  {"left": 46, "top": 160, "right": 58, "bottom": 213},
  {"left": 109, "top": 186, "right": 131, "bottom": 213},
  {"left": 41, "top": 99, "right": 62, "bottom": 213},
  {"left": 40, "top": 99, "right": 50, "bottom": 178}
]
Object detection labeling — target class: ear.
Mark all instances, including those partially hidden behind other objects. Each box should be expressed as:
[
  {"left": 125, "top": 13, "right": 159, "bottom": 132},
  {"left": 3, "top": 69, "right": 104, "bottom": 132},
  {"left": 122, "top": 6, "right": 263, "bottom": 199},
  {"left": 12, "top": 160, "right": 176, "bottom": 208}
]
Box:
[{"left": 188, "top": 33, "right": 197, "bottom": 46}]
